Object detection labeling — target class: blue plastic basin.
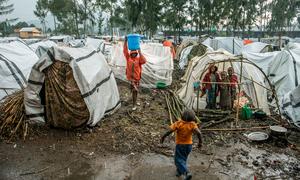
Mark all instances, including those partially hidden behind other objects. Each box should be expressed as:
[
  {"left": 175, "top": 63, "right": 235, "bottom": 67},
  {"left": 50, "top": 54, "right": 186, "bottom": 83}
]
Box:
[{"left": 127, "top": 34, "right": 140, "bottom": 50}]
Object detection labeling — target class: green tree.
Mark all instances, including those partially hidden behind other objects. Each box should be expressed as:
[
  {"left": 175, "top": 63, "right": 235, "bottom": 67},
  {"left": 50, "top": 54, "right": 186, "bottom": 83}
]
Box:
[
  {"left": 162, "top": 0, "right": 187, "bottom": 41},
  {"left": 96, "top": 0, "right": 119, "bottom": 36},
  {"left": 34, "top": 0, "right": 49, "bottom": 34},
  {"left": 48, "top": 0, "right": 78, "bottom": 35},
  {"left": 0, "top": 0, "right": 15, "bottom": 36},
  {"left": 0, "top": 0, "right": 13, "bottom": 15}
]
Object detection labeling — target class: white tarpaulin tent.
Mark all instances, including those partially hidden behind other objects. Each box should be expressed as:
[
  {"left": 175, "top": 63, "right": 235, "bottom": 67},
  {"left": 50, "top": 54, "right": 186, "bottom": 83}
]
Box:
[
  {"left": 243, "top": 44, "right": 300, "bottom": 98},
  {"left": 242, "top": 51, "right": 280, "bottom": 73},
  {"left": 177, "top": 50, "right": 271, "bottom": 114},
  {"left": 243, "top": 43, "right": 300, "bottom": 123},
  {"left": 267, "top": 44, "right": 300, "bottom": 100},
  {"left": 24, "top": 46, "right": 120, "bottom": 126},
  {"left": 179, "top": 44, "right": 212, "bottom": 69},
  {"left": 242, "top": 42, "right": 272, "bottom": 53},
  {"left": 179, "top": 45, "right": 194, "bottom": 69},
  {"left": 281, "top": 85, "right": 300, "bottom": 127},
  {"left": 107, "top": 42, "right": 173, "bottom": 88},
  {"left": 29, "top": 40, "right": 57, "bottom": 57},
  {"left": 203, "top": 37, "right": 243, "bottom": 55},
  {"left": 0, "top": 38, "right": 39, "bottom": 100},
  {"left": 86, "top": 37, "right": 104, "bottom": 51}
]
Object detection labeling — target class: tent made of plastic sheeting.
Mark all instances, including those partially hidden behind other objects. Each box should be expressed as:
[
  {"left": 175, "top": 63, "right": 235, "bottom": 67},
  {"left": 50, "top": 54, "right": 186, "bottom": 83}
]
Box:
[
  {"left": 69, "top": 39, "right": 86, "bottom": 48},
  {"left": 108, "top": 42, "right": 173, "bottom": 88},
  {"left": 268, "top": 45, "right": 300, "bottom": 100},
  {"left": 242, "top": 42, "right": 273, "bottom": 53},
  {"left": 29, "top": 40, "right": 57, "bottom": 57},
  {"left": 175, "top": 39, "right": 198, "bottom": 60},
  {"left": 242, "top": 51, "right": 280, "bottom": 73},
  {"left": 179, "top": 44, "right": 212, "bottom": 69},
  {"left": 177, "top": 50, "right": 276, "bottom": 115},
  {"left": 203, "top": 37, "right": 243, "bottom": 55},
  {"left": 49, "top": 35, "right": 74, "bottom": 44},
  {"left": 86, "top": 37, "right": 104, "bottom": 51},
  {"left": 0, "top": 39, "right": 39, "bottom": 100},
  {"left": 281, "top": 85, "right": 300, "bottom": 127},
  {"left": 24, "top": 46, "right": 120, "bottom": 128}
]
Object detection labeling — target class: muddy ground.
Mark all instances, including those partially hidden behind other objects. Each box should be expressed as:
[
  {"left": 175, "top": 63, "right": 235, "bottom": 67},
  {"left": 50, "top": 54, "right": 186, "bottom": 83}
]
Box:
[{"left": 1, "top": 77, "right": 300, "bottom": 179}]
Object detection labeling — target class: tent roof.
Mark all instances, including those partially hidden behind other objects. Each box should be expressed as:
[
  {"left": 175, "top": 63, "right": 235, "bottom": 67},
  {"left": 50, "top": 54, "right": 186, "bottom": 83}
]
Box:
[{"left": 20, "top": 27, "right": 40, "bottom": 33}]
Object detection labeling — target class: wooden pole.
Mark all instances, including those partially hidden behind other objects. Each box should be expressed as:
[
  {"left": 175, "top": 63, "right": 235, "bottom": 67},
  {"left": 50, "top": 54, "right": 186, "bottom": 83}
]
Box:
[
  {"left": 236, "top": 57, "right": 243, "bottom": 127},
  {"left": 202, "top": 126, "right": 270, "bottom": 131},
  {"left": 251, "top": 77, "right": 260, "bottom": 109}
]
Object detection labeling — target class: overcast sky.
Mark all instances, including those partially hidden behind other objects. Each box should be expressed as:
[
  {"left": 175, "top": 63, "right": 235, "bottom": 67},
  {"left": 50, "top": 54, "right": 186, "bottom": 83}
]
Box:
[{"left": 0, "top": 0, "right": 38, "bottom": 22}]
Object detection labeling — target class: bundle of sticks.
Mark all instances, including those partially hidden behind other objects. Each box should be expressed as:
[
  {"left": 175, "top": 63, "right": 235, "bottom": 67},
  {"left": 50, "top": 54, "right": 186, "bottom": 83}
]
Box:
[
  {"left": 163, "top": 90, "right": 184, "bottom": 124},
  {"left": 0, "top": 90, "right": 28, "bottom": 141},
  {"left": 163, "top": 90, "right": 200, "bottom": 124}
]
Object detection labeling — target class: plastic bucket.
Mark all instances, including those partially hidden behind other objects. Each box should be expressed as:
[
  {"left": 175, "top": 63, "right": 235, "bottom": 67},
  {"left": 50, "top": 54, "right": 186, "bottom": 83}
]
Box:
[{"left": 127, "top": 34, "right": 140, "bottom": 50}]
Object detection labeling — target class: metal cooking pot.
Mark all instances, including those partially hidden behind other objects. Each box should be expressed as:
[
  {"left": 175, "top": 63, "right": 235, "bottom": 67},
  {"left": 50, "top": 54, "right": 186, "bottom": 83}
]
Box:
[{"left": 270, "top": 126, "right": 287, "bottom": 136}]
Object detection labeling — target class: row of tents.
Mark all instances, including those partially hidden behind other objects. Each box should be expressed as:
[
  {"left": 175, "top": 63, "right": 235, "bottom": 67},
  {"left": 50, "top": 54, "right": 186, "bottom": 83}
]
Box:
[
  {"left": 0, "top": 37, "right": 173, "bottom": 128},
  {"left": 0, "top": 35, "right": 299, "bottom": 129},
  {"left": 177, "top": 37, "right": 300, "bottom": 127}
]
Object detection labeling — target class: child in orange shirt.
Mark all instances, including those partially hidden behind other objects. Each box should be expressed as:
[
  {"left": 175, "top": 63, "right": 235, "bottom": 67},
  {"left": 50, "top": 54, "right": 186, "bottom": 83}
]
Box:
[{"left": 161, "top": 109, "right": 203, "bottom": 180}]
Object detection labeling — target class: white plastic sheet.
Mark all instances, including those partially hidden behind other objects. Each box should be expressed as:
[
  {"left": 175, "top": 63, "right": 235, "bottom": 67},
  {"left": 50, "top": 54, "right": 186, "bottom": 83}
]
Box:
[
  {"left": 107, "top": 42, "right": 173, "bottom": 88},
  {"left": 203, "top": 37, "right": 243, "bottom": 55},
  {"left": 0, "top": 38, "right": 39, "bottom": 100},
  {"left": 24, "top": 46, "right": 120, "bottom": 126},
  {"left": 177, "top": 50, "right": 270, "bottom": 114}
]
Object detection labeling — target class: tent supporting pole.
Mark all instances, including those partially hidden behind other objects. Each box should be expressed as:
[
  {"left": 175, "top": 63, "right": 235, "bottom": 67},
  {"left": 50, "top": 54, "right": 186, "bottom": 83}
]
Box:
[
  {"left": 251, "top": 77, "right": 260, "bottom": 109},
  {"left": 236, "top": 57, "right": 243, "bottom": 127}
]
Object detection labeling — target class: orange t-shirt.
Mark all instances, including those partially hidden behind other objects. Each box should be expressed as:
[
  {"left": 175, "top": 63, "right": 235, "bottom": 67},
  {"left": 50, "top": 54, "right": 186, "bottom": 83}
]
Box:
[{"left": 170, "top": 120, "right": 198, "bottom": 144}]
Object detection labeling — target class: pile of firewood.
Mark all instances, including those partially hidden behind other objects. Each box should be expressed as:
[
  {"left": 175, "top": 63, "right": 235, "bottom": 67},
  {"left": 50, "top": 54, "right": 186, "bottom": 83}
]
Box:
[{"left": 0, "top": 90, "right": 28, "bottom": 141}]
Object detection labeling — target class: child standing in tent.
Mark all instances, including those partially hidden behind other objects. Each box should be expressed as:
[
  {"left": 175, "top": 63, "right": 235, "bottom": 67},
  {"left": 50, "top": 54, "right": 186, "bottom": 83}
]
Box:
[
  {"left": 219, "top": 71, "right": 232, "bottom": 110},
  {"left": 228, "top": 67, "right": 238, "bottom": 109},
  {"left": 161, "top": 109, "right": 203, "bottom": 180},
  {"left": 124, "top": 37, "right": 147, "bottom": 110},
  {"left": 201, "top": 65, "right": 220, "bottom": 109}
]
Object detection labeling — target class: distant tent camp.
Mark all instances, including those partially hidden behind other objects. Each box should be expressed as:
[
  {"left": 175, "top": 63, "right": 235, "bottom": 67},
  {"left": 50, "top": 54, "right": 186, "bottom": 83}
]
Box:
[
  {"left": 242, "top": 42, "right": 273, "bottom": 53},
  {"left": 177, "top": 50, "right": 279, "bottom": 115},
  {"left": 49, "top": 35, "right": 74, "bottom": 44},
  {"left": 107, "top": 42, "right": 173, "bottom": 88},
  {"left": 203, "top": 37, "right": 243, "bottom": 55},
  {"left": 24, "top": 46, "right": 120, "bottom": 128},
  {"left": 0, "top": 38, "right": 39, "bottom": 100},
  {"left": 29, "top": 40, "right": 57, "bottom": 57}
]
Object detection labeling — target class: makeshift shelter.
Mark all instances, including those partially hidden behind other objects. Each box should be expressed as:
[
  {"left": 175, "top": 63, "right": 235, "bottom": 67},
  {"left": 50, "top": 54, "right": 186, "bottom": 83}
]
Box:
[
  {"left": 281, "top": 85, "right": 300, "bottom": 127},
  {"left": 203, "top": 37, "right": 243, "bottom": 55},
  {"left": 177, "top": 50, "right": 279, "bottom": 115},
  {"left": 24, "top": 46, "right": 120, "bottom": 128},
  {"left": 29, "top": 40, "right": 57, "bottom": 57},
  {"left": 49, "top": 35, "right": 74, "bottom": 44},
  {"left": 242, "top": 42, "right": 273, "bottom": 53},
  {"left": 242, "top": 44, "right": 300, "bottom": 98},
  {"left": 179, "top": 44, "right": 211, "bottom": 69},
  {"left": 242, "top": 51, "right": 280, "bottom": 73},
  {"left": 86, "top": 37, "right": 104, "bottom": 51},
  {"left": 107, "top": 42, "right": 173, "bottom": 88},
  {"left": 0, "top": 38, "right": 39, "bottom": 100},
  {"left": 175, "top": 39, "right": 198, "bottom": 60}
]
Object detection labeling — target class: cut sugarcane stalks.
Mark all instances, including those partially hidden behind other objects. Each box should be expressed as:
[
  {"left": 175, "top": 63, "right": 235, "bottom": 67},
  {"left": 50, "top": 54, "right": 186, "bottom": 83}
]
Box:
[{"left": 0, "top": 90, "right": 28, "bottom": 141}]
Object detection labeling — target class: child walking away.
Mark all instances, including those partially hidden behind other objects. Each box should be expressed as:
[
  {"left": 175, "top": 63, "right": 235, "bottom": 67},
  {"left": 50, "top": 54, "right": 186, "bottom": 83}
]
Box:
[
  {"left": 161, "top": 109, "right": 203, "bottom": 180},
  {"left": 123, "top": 37, "right": 147, "bottom": 110}
]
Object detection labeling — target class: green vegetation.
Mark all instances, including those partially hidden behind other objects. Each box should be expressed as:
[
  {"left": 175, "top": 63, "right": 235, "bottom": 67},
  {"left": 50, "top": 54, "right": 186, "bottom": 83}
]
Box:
[{"left": 2, "top": 0, "right": 300, "bottom": 38}]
